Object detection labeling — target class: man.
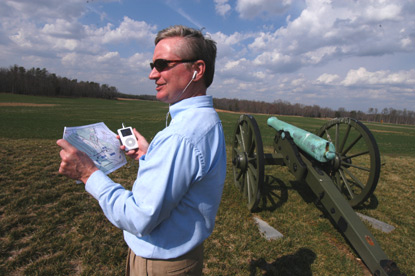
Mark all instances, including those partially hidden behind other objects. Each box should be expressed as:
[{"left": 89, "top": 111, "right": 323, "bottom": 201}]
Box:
[{"left": 57, "top": 25, "right": 226, "bottom": 275}]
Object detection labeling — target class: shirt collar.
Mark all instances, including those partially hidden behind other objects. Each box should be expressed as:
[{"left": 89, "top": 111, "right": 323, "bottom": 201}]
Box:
[{"left": 169, "top": 95, "right": 213, "bottom": 119}]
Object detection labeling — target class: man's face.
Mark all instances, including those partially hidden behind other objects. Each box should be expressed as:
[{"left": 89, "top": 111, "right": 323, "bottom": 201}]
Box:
[{"left": 149, "top": 37, "right": 195, "bottom": 104}]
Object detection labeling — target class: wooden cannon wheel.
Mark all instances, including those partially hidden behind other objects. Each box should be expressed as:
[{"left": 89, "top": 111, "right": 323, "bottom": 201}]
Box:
[
  {"left": 317, "top": 118, "right": 381, "bottom": 207},
  {"left": 232, "top": 114, "right": 264, "bottom": 211}
]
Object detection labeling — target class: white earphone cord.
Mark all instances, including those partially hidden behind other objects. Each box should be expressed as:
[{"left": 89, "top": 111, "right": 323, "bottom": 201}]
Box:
[{"left": 165, "top": 71, "right": 197, "bottom": 127}]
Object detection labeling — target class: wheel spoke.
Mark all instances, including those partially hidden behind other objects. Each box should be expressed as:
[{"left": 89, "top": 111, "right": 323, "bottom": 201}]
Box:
[
  {"left": 324, "top": 129, "right": 333, "bottom": 143},
  {"left": 235, "top": 168, "right": 243, "bottom": 181},
  {"left": 248, "top": 143, "right": 255, "bottom": 158},
  {"left": 339, "top": 169, "right": 355, "bottom": 199},
  {"left": 342, "top": 166, "right": 366, "bottom": 190},
  {"left": 248, "top": 156, "right": 258, "bottom": 164},
  {"left": 235, "top": 133, "right": 242, "bottom": 150},
  {"left": 339, "top": 124, "right": 351, "bottom": 153},
  {"left": 266, "top": 194, "right": 277, "bottom": 206},
  {"left": 239, "top": 125, "right": 247, "bottom": 152},
  {"left": 342, "top": 134, "right": 362, "bottom": 155},
  {"left": 246, "top": 170, "right": 251, "bottom": 200},
  {"left": 317, "top": 117, "right": 380, "bottom": 207},
  {"left": 335, "top": 122, "right": 339, "bottom": 152},
  {"left": 343, "top": 162, "right": 371, "bottom": 172},
  {"left": 232, "top": 115, "right": 264, "bottom": 211},
  {"left": 248, "top": 172, "right": 256, "bottom": 202},
  {"left": 236, "top": 172, "right": 245, "bottom": 190},
  {"left": 232, "top": 147, "right": 242, "bottom": 158},
  {"left": 248, "top": 162, "right": 259, "bottom": 180},
  {"left": 345, "top": 150, "right": 369, "bottom": 159},
  {"left": 334, "top": 171, "right": 341, "bottom": 190},
  {"left": 269, "top": 191, "right": 279, "bottom": 199}
]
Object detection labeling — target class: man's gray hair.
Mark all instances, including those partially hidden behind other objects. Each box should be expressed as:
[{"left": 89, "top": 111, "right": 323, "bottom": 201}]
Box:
[{"left": 155, "top": 25, "right": 217, "bottom": 88}]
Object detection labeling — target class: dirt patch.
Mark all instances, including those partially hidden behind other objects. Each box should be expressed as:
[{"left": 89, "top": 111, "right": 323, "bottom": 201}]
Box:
[
  {"left": 0, "top": 103, "right": 57, "bottom": 107},
  {"left": 214, "top": 109, "right": 334, "bottom": 121},
  {"left": 370, "top": 129, "right": 404, "bottom": 135},
  {"left": 215, "top": 108, "right": 245, "bottom": 114},
  {"left": 116, "top": 98, "right": 140, "bottom": 101},
  {"left": 215, "top": 109, "right": 304, "bottom": 117}
]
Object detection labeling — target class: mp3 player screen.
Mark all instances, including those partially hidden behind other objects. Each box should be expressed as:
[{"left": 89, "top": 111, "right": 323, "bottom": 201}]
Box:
[{"left": 121, "top": 128, "right": 132, "bottom": 136}]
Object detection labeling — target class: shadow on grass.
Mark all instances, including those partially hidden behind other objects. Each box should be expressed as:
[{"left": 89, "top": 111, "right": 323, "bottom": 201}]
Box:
[
  {"left": 353, "top": 193, "right": 379, "bottom": 210},
  {"left": 249, "top": 248, "right": 316, "bottom": 276},
  {"left": 289, "top": 180, "right": 316, "bottom": 204},
  {"left": 290, "top": 180, "right": 379, "bottom": 211}
]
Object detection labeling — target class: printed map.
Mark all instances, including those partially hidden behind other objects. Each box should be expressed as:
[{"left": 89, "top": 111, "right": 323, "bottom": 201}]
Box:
[{"left": 63, "top": 122, "right": 127, "bottom": 175}]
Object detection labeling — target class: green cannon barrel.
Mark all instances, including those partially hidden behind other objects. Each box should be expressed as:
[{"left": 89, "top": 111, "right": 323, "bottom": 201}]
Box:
[{"left": 267, "top": 117, "right": 335, "bottom": 162}]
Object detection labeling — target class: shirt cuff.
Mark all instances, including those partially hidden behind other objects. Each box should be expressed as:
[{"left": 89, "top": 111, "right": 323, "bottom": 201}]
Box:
[{"left": 85, "top": 170, "right": 113, "bottom": 200}]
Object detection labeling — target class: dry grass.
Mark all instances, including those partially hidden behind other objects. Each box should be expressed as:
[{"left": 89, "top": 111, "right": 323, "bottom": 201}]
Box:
[
  {"left": 0, "top": 103, "right": 58, "bottom": 107},
  {"left": 1, "top": 141, "right": 413, "bottom": 275},
  {"left": 0, "top": 94, "right": 413, "bottom": 275}
]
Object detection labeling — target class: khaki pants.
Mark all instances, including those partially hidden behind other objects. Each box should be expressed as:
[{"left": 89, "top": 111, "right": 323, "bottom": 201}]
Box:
[{"left": 125, "top": 244, "right": 204, "bottom": 276}]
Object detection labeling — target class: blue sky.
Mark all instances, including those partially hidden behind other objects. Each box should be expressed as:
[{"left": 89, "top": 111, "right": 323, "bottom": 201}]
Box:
[{"left": 1, "top": 0, "right": 415, "bottom": 112}]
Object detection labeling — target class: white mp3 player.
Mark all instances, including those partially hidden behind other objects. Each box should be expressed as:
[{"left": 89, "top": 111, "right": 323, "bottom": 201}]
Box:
[{"left": 117, "top": 123, "right": 139, "bottom": 151}]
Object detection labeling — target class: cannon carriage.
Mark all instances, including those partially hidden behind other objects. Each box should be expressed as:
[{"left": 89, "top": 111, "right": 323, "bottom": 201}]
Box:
[{"left": 231, "top": 115, "right": 404, "bottom": 276}]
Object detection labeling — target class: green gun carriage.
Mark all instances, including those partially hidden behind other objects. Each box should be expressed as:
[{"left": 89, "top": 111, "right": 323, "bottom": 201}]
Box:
[{"left": 231, "top": 115, "right": 404, "bottom": 276}]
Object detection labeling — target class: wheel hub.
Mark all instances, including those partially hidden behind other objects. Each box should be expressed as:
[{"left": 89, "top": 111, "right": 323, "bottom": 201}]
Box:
[
  {"left": 233, "top": 152, "right": 248, "bottom": 171},
  {"left": 331, "top": 153, "right": 352, "bottom": 171},
  {"left": 331, "top": 152, "right": 341, "bottom": 171}
]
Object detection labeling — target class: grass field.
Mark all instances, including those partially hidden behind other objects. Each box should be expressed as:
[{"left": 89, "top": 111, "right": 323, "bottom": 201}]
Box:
[{"left": 1, "top": 93, "right": 414, "bottom": 275}]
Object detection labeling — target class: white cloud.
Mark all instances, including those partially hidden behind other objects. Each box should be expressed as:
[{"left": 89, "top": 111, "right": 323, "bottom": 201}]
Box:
[
  {"left": 208, "top": 0, "right": 415, "bottom": 110},
  {"left": 214, "top": 0, "right": 231, "bottom": 17},
  {"left": 304, "top": 46, "right": 337, "bottom": 64},
  {"left": 42, "top": 19, "right": 86, "bottom": 39},
  {"left": 400, "top": 37, "right": 413, "bottom": 49},
  {"left": 236, "top": 0, "right": 292, "bottom": 19},
  {"left": 210, "top": 31, "right": 254, "bottom": 58},
  {"left": 0, "top": 0, "right": 159, "bottom": 96},
  {"left": 316, "top": 73, "right": 340, "bottom": 84},
  {"left": 127, "top": 52, "right": 150, "bottom": 70},
  {"left": 253, "top": 50, "right": 297, "bottom": 71},
  {"left": 1, "top": 0, "right": 415, "bottom": 111},
  {"left": 97, "top": 51, "right": 120, "bottom": 62},
  {"left": 9, "top": 30, "right": 32, "bottom": 48},
  {"left": 2, "top": 0, "right": 86, "bottom": 22},
  {"left": 223, "top": 59, "right": 243, "bottom": 71},
  {"left": 364, "top": 3, "right": 401, "bottom": 21},
  {"left": 211, "top": 31, "right": 249, "bottom": 46},
  {"left": 238, "top": 0, "right": 415, "bottom": 73},
  {"left": 341, "top": 67, "right": 415, "bottom": 86},
  {"left": 97, "top": 17, "right": 156, "bottom": 45}
]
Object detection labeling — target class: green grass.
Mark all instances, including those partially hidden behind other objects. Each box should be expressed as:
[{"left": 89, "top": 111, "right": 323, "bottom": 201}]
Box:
[{"left": 0, "top": 93, "right": 414, "bottom": 275}]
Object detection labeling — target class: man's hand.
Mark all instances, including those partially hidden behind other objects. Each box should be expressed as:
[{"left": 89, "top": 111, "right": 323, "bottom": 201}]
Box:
[
  {"left": 57, "top": 139, "right": 98, "bottom": 184},
  {"left": 118, "top": 128, "right": 149, "bottom": 161}
]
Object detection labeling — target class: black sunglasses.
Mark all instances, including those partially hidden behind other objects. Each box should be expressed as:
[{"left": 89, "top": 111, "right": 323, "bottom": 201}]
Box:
[{"left": 150, "top": 59, "right": 197, "bottom": 72}]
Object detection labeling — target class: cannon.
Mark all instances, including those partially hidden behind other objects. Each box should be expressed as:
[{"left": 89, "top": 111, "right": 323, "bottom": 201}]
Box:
[{"left": 232, "top": 115, "right": 404, "bottom": 276}]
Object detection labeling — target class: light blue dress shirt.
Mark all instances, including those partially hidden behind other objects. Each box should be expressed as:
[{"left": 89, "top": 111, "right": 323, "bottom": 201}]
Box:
[{"left": 85, "top": 95, "right": 227, "bottom": 259}]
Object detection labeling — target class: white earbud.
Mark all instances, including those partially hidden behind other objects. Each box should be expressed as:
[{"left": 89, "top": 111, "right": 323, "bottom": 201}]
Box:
[{"left": 169, "top": 70, "right": 198, "bottom": 107}]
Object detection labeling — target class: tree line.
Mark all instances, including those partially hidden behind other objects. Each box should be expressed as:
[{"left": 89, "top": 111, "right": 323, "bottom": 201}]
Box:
[
  {"left": 213, "top": 98, "right": 415, "bottom": 125},
  {"left": 0, "top": 65, "right": 131, "bottom": 99},
  {"left": 1, "top": 65, "right": 414, "bottom": 125}
]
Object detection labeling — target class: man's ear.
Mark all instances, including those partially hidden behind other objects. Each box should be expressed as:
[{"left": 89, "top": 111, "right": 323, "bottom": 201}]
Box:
[{"left": 192, "top": 60, "right": 205, "bottom": 81}]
